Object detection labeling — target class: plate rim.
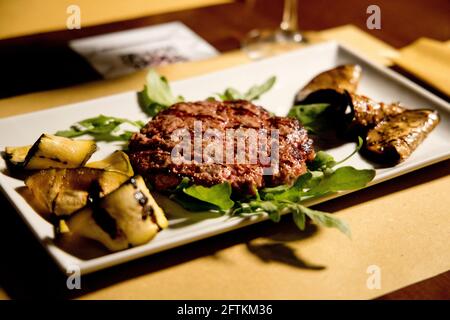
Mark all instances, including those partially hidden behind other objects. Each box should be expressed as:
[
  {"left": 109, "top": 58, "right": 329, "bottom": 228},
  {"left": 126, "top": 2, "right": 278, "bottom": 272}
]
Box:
[{"left": 1, "top": 40, "right": 449, "bottom": 274}]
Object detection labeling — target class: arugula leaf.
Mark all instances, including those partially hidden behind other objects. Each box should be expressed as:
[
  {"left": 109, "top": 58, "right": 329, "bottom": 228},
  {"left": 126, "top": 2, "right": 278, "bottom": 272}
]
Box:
[
  {"left": 298, "top": 205, "right": 351, "bottom": 238},
  {"left": 170, "top": 193, "right": 219, "bottom": 212},
  {"left": 232, "top": 199, "right": 350, "bottom": 237},
  {"left": 218, "top": 87, "right": 243, "bottom": 101},
  {"left": 138, "top": 69, "right": 183, "bottom": 116},
  {"left": 308, "top": 137, "right": 364, "bottom": 171},
  {"left": 305, "top": 166, "right": 375, "bottom": 197},
  {"left": 308, "top": 151, "right": 336, "bottom": 171},
  {"left": 288, "top": 103, "right": 331, "bottom": 133},
  {"left": 230, "top": 150, "right": 374, "bottom": 236},
  {"left": 268, "top": 172, "right": 313, "bottom": 202},
  {"left": 55, "top": 115, "right": 144, "bottom": 142},
  {"left": 291, "top": 205, "right": 306, "bottom": 230},
  {"left": 333, "top": 136, "right": 364, "bottom": 166},
  {"left": 243, "top": 76, "right": 276, "bottom": 100},
  {"left": 138, "top": 71, "right": 275, "bottom": 117},
  {"left": 216, "top": 76, "right": 276, "bottom": 101},
  {"left": 183, "top": 183, "right": 235, "bottom": 210}
]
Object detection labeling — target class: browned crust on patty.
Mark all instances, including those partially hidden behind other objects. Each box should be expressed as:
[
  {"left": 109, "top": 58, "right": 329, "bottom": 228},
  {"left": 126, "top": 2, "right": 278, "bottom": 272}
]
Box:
[{"left": 128, "top": 100, "right": 314, "bottom": 194}]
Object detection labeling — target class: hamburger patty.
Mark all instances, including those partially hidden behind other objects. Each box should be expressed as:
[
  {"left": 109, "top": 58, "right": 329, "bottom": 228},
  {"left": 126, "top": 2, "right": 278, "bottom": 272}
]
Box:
[{"left": 128, "top": 100, "right": 315, "bottom": 194}]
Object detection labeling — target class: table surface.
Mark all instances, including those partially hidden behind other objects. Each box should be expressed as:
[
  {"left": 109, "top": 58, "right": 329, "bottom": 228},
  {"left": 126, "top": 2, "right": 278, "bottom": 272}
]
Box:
[{"left": 0, "top": 0, "right": 449, "bottom": 300}]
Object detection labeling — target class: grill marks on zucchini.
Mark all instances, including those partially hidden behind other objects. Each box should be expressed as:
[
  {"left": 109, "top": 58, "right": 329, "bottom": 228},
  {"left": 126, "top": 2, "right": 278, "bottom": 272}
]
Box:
[
  {"left": 4, "top": 134, "right": 169, "bottom": 252},
  {"left": 23, "top": 134, "right": 97, "bottom": 170},
  {"left": 4, "top": 134, "right": 97, "bottom": 170},
  {"left": 66, "top": 176, "right": 168, "bottom": 251},
  {"left": 3, "top": 145, "right": 31, "bottom": 166},
  {"left": 92, "top": 207, "right": 120, "bottom": 240},
  {"left": 25, "top": 168, "right": 129, "bottom": 216},
  {"left": 88, "top": 179, "right": 118, "bottom": 240}
]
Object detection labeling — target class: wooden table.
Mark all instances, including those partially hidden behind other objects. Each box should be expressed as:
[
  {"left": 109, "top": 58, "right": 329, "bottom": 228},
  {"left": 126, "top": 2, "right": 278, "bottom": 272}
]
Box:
[{"left": 0, "top": 0, "right": 449, "bottom": 300}]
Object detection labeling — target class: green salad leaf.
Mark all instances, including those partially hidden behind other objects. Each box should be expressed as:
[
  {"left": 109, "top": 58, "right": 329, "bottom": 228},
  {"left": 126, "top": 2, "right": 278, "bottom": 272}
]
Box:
[
  {"left": 138, "top": 69, "right": 184, "bottom": 116},
  {"left": 296, "top": 205, "right": 351, "bottom": 237},
  {"left": 288, "top": 103, "right": 331, "bottom": 133},
  {"left": 309, "top": 136, "right": 364, "bottom": 171},
  {"left": 169, "top": 179, "right": 235, "bottom": 211},
  {"left": 303, "top": 166, "right": 375, "bottom": 198},
  {"left": 55, "top": 115, "right": 144, "bottom": 142},
  {"left": 234, "top": 142, "right": 373, "bottom": 236},
  {"left": 232, "top": 198, "right": 350, "bottom": 237},
  {"left": 215, "top": 76, "right": 276, "bottom": 101},
  {"left": 170, "top": 193, "right": 219, "bottom": 212},
  {"left": 183, "top": 183, "right": 235, "bottom": 210},
  {"left": 243, "top": 76, "right": 277, "bottom": 100},
  {"left": 333, "top": 136, "right": 364, "bottom": 166},
  {"left": 309, "top": 150, "right": 337, "bottom": 171},
  {"left": 169, "top": 140, "right": 374, "bottom": 237}
]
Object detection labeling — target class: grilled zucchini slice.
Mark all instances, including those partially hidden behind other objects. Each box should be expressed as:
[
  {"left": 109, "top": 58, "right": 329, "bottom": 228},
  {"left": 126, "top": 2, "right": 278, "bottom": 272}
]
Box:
[
  {"left": 23, "top": 134, "right": 96, "bottom": 170},
  {"left": 4, "top": 145, "right": 31, "bottom": 166},
  {"left": 25, "top": 167, "right": 128, "bottom": 216},
  {"left": 86, "top": 151, "right": 134, "bottom": 177},
  {"left": 66, "top": 176, "right": 168, "bottom": 252}
]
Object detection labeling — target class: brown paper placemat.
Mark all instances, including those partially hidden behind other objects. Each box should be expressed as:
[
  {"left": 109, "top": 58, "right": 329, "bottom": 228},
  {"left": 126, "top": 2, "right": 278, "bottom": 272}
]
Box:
[
  {"left": 0, "top": 26, "right": 449, "bottom": 300},
  {"left": 78, "top": 165, "right": 450, "bottom": 299}
]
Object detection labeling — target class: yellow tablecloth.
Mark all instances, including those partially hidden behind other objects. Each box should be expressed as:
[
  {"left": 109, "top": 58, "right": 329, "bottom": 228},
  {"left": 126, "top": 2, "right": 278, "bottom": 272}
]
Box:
[{"left": 0, "top": 0, "right": 232, "bottom": 40}]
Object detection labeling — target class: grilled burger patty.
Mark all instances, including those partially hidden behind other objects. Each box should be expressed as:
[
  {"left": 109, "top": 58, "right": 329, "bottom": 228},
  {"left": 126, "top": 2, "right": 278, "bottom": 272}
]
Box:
[{"left": 128, "top": 100, "right": 315, "bottom": 194}]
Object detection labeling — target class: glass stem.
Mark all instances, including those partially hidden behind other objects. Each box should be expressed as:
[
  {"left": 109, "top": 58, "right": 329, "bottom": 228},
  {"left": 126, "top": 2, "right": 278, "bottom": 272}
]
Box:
[{"left": 280, "top": 0, "right": 298, "bottom": 32}]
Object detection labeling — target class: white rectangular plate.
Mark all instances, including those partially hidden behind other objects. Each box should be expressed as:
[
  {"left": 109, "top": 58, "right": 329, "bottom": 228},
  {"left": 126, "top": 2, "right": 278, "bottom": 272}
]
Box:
[{"left": 1, "top": 41, "right": 449, "bottom": 274}]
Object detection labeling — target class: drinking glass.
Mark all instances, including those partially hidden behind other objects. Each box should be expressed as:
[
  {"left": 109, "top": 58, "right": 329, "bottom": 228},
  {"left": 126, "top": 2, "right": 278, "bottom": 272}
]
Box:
[{"left": 242, "top": 0, "right": 306, "bottom": 59}]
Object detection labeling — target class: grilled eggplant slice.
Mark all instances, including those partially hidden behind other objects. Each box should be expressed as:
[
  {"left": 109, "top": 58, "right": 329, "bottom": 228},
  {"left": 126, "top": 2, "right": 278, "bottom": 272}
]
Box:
[
  {"left": 23, "top": 134, "right": 96, "bottom": 170},
  {"left": 342, "top": 93, "right": 405, "bottom": 135},
  {"left": 364, "top": 109, "right": 440, "bottom": 164},
  {"left": 293, "top": 65, "right": 440, "bottom": 165},
  {"left": 294, "top": 64, "right": 362, "bottom": 104},
  {"left": 66, "top": 176, "right": 168, "bottom": 252},
  {"left": 25, "top": 168, "right": 128, "bottom": 216}
]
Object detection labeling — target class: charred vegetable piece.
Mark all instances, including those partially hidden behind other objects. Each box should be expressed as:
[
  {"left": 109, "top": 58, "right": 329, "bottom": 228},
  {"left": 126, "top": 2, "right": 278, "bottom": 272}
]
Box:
[
  {"left": 294, "top": 64, "right": 362, "bottom": 104},
  {"left": 86, "top": 151, "right": 134, "bottom": 177},
  {"left": 25, "top": 168, "right": 128, "bottom": 216},
  {"left": 23, "top": 134, "right": 96, "bottom": 170},
  {"left": 364, "top": 109, "right": 440, "bottom": 164},
  {"left": 341, "top": 93, "right": 406, "bottom": 135},
  {"left": 3, "top": 145, "right": 31, "bottom": 166},
  {"left": 66, "top": 176, "right": 168, "bottom": 252}
]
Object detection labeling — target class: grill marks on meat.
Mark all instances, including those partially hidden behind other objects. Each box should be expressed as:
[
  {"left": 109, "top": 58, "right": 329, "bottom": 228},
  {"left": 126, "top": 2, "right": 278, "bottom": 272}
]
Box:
[{"left": 128, "top": 100, "right": 315, "bottom": 194}]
